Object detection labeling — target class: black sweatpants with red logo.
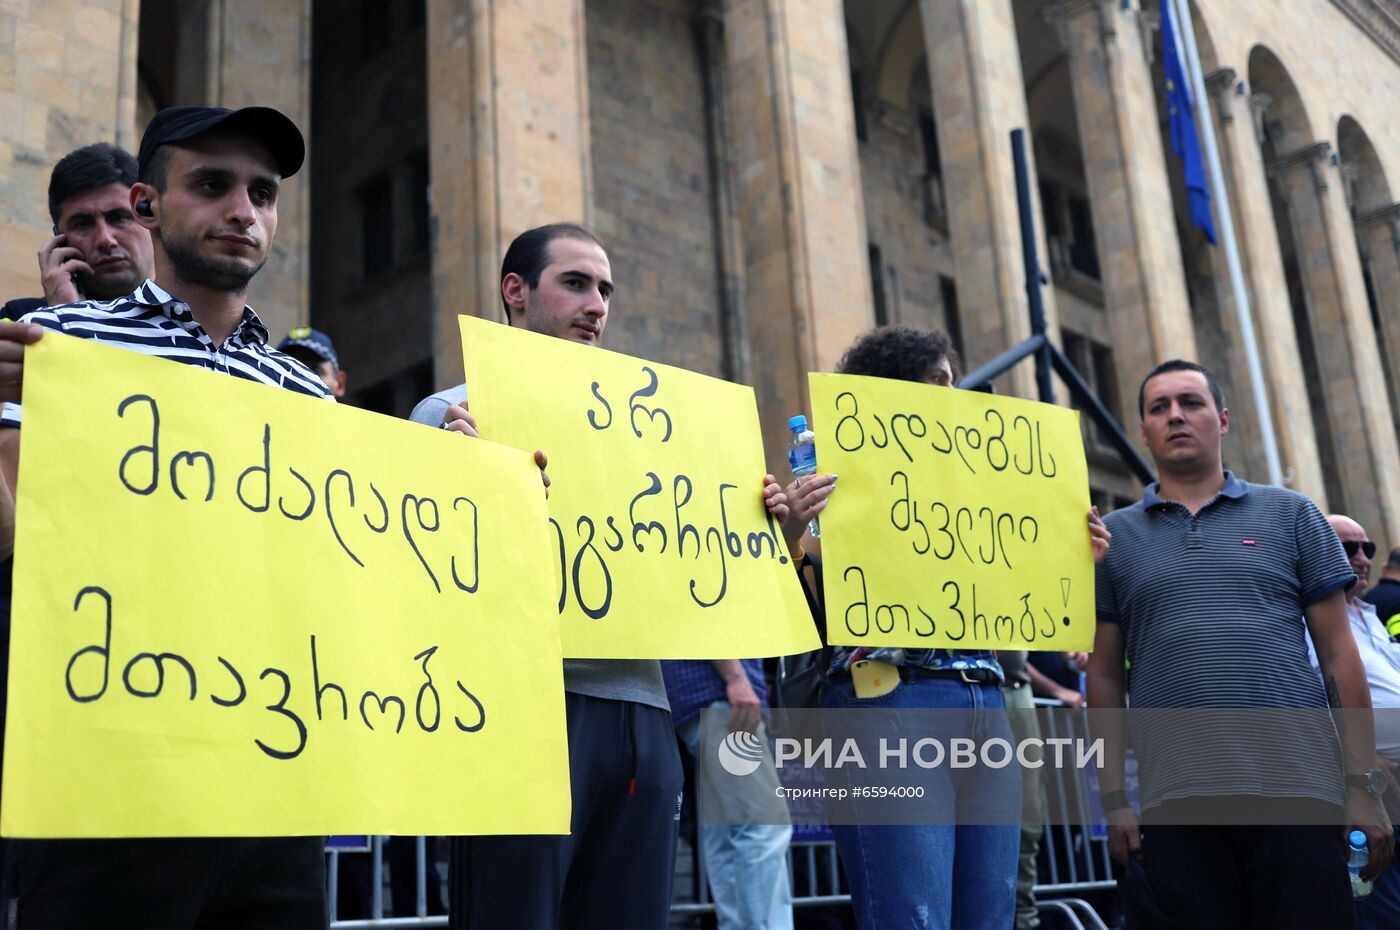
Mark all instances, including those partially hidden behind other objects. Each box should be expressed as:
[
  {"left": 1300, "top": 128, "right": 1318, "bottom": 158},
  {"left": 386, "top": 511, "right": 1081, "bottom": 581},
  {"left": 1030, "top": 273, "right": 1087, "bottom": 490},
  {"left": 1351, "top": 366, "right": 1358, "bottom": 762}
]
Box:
[{"left": 449, "top": 692, "right": 684, "bottom": 930}]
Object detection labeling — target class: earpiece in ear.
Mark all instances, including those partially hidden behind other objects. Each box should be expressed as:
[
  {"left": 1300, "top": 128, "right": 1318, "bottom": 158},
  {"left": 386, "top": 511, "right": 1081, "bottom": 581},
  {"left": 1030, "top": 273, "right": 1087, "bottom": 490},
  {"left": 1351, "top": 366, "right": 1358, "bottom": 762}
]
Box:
[{"left": 135, "top": 201, "right": 154, "bottom": 217}]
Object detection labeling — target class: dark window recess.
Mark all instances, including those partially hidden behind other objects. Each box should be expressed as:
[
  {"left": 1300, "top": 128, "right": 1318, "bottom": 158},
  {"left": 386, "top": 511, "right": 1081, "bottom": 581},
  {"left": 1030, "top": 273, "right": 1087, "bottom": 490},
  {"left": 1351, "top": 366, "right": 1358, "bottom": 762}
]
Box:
[
  {"left": 869, "top": 244, "right": 888, "bottom": 327},
  {"left": 352, "top": 360, "right": 434, "bottom": 418},
  {"left": 356, "top": 173, "right": 394, "bottom": 281},
  {"left": 359, "top": 0, "right": 392, "bottom": 62},
  {"left": 919, "top": 110, "right": 942, "bottom": 179},
  {"left": 940, "top": 275, "right": 963, "bottom": 362},
  {"left": 408, "top": 149, "right": 430, "bottom": 255},
  {"left": 1364, "top": 265, "right": 1382, "bottom": 333},
  {"left": 1063, "top": 330, "right": 1086, "bottom": 369},
  {"left": 851, "top": 70, "right": 868, "bottom": 143},
  {"left": 1363, "top": 263, "right": 1400, "bottom": 425},
  {"left": 1063, "top": 330, "right": 1120, "bottom": 446},
  {"left": 1039, "top": 180, "right": 1063, "bottom": 238},
  {"left": 1064, "top": 330, "right": 1092, "bottom": 441},
  {"left": 1067, "top": 195, "right": 1100, "bottom": 280},
  {"left": 919, "top": 110, "right": 948, "bottom": 231},
  {"left": 1091, "top": 341, "right": 1120, "bottom": 424},
  {"left": 404, "top": 0, "right": 426, "bottom": 31}
]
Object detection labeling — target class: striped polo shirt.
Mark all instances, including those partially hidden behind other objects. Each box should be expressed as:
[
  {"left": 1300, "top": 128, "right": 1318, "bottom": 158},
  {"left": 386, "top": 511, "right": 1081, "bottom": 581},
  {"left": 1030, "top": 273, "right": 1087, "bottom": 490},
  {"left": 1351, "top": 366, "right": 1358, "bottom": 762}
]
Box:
[
  {"left": 1095, "top": 471, "right": 1355, "bottom": 809},
  {"left": 0, "top": 279, "right": 331, "bottom": 430}
]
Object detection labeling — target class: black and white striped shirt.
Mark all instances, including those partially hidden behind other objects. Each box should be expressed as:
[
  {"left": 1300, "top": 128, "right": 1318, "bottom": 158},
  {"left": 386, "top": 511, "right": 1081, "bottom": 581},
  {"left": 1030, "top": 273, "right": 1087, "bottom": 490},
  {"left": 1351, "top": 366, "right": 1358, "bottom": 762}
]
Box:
[{"left": 1, "top": 279, "right": 331, "bottom": 428}]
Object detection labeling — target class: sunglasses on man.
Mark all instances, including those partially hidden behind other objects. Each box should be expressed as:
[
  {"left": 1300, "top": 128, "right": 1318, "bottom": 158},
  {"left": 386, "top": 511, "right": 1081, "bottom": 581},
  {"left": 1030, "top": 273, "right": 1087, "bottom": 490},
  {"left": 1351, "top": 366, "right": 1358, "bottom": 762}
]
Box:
[{"left": 1342, "top": 540, "right": 1377, "bottom": 559}]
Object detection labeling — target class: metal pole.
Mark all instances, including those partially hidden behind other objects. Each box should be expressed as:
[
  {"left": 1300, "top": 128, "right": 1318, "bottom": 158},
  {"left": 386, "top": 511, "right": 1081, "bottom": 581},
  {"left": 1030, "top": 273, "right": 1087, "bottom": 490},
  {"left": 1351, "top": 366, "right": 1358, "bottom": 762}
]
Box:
[
  {"left": 416, "top": 835, "right": 428, "bottom": 917},
  {"left": 1011, "top": 128, "right": 1055, "bottom": 404},
  {"left": 371, "top": 836, "right": 384, "bottom": 919},
  {"left": 960, "top": 332, "right": 1046, "bottom": 391},
  {"left": 1169, "top": 0, "right": 1284, "bottom": 486}
]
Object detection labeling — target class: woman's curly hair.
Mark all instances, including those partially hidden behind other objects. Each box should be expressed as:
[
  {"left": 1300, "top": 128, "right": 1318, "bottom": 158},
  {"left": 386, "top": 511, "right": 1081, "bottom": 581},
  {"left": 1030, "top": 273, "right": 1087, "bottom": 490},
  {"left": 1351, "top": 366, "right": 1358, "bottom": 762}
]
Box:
[{"left": 835, "top": 325, "right": 961, "bottom": 383}]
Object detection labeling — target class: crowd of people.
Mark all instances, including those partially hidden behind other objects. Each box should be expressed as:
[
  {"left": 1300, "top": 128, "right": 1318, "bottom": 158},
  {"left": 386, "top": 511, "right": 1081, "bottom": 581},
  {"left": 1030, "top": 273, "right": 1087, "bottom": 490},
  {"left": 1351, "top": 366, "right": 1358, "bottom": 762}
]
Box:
[{"left": 0, "top": 102, "right": 1396, "bottom": 930}]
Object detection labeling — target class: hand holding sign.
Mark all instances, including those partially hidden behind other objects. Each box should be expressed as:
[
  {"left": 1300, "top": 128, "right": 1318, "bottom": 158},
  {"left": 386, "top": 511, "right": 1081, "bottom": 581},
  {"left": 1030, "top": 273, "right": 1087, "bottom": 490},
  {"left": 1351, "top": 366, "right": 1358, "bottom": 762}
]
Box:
[
  {"left": 460, "top": 316, "right": 818, "bottom": 659},
  {"left": 810, "top": 372, "right": 1095, "bottom": 650},
  {"left": 4, "top": 334, "right": 570, "bottom": 838}
]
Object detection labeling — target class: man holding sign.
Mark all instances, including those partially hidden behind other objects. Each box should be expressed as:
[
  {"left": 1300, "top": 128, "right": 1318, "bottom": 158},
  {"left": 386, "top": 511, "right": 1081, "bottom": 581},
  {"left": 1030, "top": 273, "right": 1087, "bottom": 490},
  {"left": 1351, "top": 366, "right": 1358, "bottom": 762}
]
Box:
[
  {"left": 414, "top": 224, "right": 800, "bottom": 930},
  {"left": 0, "top": 106, "right": 330, "bottom": 926}
]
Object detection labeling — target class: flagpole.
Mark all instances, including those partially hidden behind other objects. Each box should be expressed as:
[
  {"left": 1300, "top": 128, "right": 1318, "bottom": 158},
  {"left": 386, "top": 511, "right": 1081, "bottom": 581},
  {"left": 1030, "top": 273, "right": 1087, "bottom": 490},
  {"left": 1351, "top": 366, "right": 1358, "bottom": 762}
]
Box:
[{"left": 1169, "top": 0, "right": 1285, "bottom": 486}]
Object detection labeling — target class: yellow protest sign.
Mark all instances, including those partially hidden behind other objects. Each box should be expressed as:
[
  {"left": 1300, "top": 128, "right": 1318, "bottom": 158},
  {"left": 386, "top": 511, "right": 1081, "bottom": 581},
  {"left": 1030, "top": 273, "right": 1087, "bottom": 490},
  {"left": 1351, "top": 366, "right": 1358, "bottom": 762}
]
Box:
[
  {"left": 3, "top": 333, "right": 570, "bottom": 838},
  {"left": 459, "top": 316, "right": 819, "bottom": 659},
  {"left": 809, "top": 373, "right": 1094, "bottom": 650}
]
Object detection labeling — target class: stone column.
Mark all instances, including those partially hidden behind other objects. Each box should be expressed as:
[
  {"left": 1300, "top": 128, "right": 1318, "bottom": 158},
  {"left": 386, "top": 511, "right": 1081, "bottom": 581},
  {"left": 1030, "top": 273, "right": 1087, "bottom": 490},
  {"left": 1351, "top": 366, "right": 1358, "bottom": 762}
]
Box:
[
  {"left": 0, "top": 0, "right": 140, "bottom": 303},
  {"left": 722, "top": 0, "right": 873, "bottom": 466},
  {"left": 426, "top": 0, "right": 592, "bottom": 387},
  {"left": 1355, "top": 205, "right": 1400, "bottom": 443},
  {"left": 171, "top": 0, "right": 314, "bottom": 342},
  {"left": 1047, "top": 0, "right": 1197, "bottom": 418},
  {"left": 1269, "top": 141, "right": 1400, "bottom": 542},
  {"left": 921, "top": 0, "right": 1056, "bottom": 400},
  {"left": 1197, "top": 68, "right": 1325, "bottom": 502}
]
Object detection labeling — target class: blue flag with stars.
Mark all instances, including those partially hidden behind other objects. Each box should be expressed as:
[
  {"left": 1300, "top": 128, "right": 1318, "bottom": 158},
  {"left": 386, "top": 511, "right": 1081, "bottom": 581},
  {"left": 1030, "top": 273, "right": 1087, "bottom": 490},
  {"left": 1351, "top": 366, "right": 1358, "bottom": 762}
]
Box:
[{"left": 1162, "top": 0, "right": 1217, "bottom": 245}]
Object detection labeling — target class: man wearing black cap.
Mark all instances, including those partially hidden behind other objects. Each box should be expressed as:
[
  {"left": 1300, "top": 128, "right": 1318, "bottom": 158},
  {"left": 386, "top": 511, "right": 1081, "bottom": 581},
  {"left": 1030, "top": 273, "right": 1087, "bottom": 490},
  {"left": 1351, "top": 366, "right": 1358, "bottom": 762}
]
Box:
[
  {"left": 0, "top": 105, "right": 329, "bottom": 928},
  {"left": 280, "top": 326, "right": 347, "bottom": 398}
]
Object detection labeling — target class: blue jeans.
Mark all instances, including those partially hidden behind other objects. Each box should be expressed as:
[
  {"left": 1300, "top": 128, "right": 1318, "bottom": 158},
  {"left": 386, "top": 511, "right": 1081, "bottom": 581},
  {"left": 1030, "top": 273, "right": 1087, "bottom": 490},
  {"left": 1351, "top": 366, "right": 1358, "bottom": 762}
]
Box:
[
  {"left": 679, "top": 701, "right": 794, "bottom": 930},
  {"left": 823, "top": 674, "right": 1019, "bottom": 930}
]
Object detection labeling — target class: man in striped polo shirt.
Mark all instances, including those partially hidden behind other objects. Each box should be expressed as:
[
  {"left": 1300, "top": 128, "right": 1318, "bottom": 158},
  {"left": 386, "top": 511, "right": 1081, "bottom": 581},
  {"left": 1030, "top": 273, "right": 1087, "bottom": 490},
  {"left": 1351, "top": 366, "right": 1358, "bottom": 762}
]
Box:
[
  {"left": 0, "top": 105, "right": 330, "bottom": 927},
  {"left": 1086, "top": 359, "right": 1392, "bottom": 930}
]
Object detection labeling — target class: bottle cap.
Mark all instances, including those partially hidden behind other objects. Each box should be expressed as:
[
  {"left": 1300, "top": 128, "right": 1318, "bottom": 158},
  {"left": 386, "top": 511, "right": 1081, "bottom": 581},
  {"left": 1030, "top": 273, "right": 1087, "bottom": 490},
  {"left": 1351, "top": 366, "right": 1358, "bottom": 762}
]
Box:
[
  {"left": 1350, "top": 829, "right": 1368, "bottom": 848},
  {"left": 788, "top": 415, "right": 808, "bottom": 431}
]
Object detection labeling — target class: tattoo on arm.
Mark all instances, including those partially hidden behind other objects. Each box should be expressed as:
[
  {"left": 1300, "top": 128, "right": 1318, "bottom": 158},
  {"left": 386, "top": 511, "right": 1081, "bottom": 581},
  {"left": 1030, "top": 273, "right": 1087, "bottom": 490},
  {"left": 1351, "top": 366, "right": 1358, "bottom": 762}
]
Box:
[{"left": 1326, "top": 675, "right": 1347, "bottom": 734}]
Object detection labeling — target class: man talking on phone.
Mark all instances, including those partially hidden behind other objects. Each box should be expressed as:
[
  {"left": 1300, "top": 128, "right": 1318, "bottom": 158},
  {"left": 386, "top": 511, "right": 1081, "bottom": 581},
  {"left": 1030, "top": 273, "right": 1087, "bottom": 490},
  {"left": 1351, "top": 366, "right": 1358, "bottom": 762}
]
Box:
[{"left": 2, "top": 143, "right": 154, "bottom": 317}]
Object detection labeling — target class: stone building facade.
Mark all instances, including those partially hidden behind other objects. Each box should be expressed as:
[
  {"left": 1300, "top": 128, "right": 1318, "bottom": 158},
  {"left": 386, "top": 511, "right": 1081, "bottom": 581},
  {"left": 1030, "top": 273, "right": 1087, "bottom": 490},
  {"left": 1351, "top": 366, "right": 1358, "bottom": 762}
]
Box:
[{"left": 2, "top": 0, "right": 1398, "bottom": 546}]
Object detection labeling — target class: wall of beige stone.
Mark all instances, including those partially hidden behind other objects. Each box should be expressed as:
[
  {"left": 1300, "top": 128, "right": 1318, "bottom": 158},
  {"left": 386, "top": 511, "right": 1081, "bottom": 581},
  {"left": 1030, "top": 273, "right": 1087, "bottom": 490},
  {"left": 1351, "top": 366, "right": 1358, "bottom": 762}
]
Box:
[
  {"left": 426, "top": 0, "right": 592, "bottom": 388},
  {"left": 132, "top": 0, "right": 313, "bottom": 340},
  {"left": 723, "top": 0, "right": 873, "bottom": 469},
  {"left": 1189, "top": 0, "right": 1400, "bottom": 544},
  {"left": 0, "top": 0, "right": 138, "bottom": 306},
  {"left": 0, "top": 0, "right": 308, "bottom": 336},
  {"left": 922, "top": 0, "right": 1057, "bottom": 401},
  {"left": 586, "top": 0, "right": 727, "bottom": 378},
  {"left": 1198, "top": 1, "right": 1400, "bottom": 184},
  {"left": 1052, "top": 0, "right": 1196, "bottom": 415},
  {"left": 7, "top": 0, "right": 1400, "bottom": 541},
  {"left": 857, "top": 109, "right": 957, "bottom": 337}
]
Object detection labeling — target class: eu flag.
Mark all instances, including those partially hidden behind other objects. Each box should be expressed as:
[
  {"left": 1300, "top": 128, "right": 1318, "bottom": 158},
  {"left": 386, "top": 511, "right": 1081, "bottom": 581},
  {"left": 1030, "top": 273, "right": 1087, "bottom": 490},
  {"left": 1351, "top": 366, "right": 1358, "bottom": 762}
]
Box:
[{"left": 1162, "top": 0, "right": 1217, "bottom": 245}]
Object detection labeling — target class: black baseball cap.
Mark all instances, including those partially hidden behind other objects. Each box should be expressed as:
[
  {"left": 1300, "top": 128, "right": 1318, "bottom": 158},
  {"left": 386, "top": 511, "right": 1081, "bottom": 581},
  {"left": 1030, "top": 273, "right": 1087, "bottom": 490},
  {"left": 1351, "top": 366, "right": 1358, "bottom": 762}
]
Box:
[{"left": 138, "top": 106, "right": 305, "bottom": 180}]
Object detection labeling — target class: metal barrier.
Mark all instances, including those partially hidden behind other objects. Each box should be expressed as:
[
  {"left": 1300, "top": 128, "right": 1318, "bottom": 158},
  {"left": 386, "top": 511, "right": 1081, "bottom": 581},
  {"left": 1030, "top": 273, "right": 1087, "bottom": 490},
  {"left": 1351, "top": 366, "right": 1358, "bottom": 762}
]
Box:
[
  {"left": 328, "top": 701, "right": 1118, "bottom": 928},
  {"left": 665, "top": 698, "right": 1117, "bottom": 927},
  {"left": 328, "top": 836, "right": 447, "bottom": 928}
]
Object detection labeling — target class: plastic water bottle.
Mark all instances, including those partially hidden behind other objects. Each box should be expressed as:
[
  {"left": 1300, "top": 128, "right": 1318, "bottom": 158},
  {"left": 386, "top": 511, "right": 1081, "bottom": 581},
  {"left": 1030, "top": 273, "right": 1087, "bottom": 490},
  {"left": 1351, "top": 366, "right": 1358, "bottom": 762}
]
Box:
[
  {"left": 1349, "top": 830, "right": 1373, "bottom": 899},
  {"left": 787, "top": 415, "right": 820, "bottom": 539}
]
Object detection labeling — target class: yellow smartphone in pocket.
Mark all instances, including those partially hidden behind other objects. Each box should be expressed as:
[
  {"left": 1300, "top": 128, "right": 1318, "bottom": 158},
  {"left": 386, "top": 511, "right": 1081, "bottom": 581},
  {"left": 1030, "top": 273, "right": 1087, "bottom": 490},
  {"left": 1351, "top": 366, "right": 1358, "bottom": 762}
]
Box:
[{"left": 850, "top": 659, "right": 900, "bottom": 699}]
